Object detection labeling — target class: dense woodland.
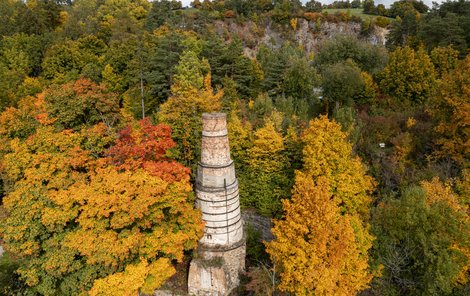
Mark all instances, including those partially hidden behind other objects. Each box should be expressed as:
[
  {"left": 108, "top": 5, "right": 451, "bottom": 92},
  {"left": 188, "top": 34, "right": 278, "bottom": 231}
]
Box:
[{"left": 0, "top": 0, "right": 469, "bottom": 295}]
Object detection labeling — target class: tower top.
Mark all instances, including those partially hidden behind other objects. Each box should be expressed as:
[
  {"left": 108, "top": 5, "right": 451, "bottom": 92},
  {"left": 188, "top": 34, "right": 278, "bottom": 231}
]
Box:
[
  {"left": 202, "top": 112, "right": 226, "bottom": 119},
  {"left": 200, "top": 112, "right": 230, "bottom": 166},
  {"left": 202, "top": 112, "right": 227, "bottom": 138}
]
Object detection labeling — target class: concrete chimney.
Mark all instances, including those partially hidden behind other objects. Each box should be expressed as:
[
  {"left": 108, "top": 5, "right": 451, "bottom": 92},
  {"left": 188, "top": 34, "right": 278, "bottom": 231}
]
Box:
[{"left": 188, "top": 113, "right": 246, "bottom": 296}]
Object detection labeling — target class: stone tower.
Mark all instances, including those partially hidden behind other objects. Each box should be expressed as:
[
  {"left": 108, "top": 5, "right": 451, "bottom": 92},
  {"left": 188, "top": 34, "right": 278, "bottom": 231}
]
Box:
[{"left": 188, "top": 113, "right": 246, "bottom": 296}]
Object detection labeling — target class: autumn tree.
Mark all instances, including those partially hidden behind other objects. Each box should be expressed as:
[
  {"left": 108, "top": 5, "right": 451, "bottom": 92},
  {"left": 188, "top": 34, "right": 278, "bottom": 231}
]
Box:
[
  {"left": 0, "top": 94, "right": 47, "bottom": 141},
  {"left": 95, "top": 0, "right": 150, "bottom": 41},
  {"left": 301, "top": 116, "right": 375, "bottom": 216},
  {"left": 355, "top": 71, "right": 377, "bottom": 105},
  {"left": 266, "top": 116, "right": 375, "bottom": 294},
  {"left": 227, "top": 109, "right": 253, "bottom": 172},
  {"left": 430, "top": 46, "right": 459, "bottom": 78},
  {"left": 372, "top": 179, "right": 470, "bottom": 295},
  {"left": 427, "top": 54, "right": 470, "bottom": 165},
  {"left": 43, "top": 78, "right": 121, "bottom": 130},
  {"left": 379, "top": 46, "right": 436, "bottom": 105},
  {"left": 107, "top": 118, "right": 190, "bottom": 182},
  {"left": 266, "top": 175, "right": 373, "bottom": 295},
  {"left": 0, "top": 119, "right": 203, "bottom": 295},
  {"left": 240, "top": 120, "right": 290, "bottom": 217}
]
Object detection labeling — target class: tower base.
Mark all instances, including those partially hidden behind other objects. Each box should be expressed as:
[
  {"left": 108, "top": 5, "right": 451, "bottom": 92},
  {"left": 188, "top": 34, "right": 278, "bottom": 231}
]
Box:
[{"left": 188, "top": 240, "right": 246, "bottom": 296}]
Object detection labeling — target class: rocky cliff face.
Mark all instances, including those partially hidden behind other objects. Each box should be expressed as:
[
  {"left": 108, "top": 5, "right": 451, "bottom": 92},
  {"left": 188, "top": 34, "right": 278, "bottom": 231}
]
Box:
[
  {"left": 213, "top": 18, "right": 389, "bottom": 58},
  {"left": 295, "top": 18, "right": 388, "bottom": 52}
]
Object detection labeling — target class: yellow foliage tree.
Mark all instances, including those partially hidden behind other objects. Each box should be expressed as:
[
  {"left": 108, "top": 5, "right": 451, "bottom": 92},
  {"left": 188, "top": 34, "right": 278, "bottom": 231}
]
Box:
[
  {"left": 379, "top": 46, "right": 436, "bottom": 104},
  {"left": 266, "top": 115, "right": 375, "bottom": 294},
  {"left": 239, "top": 120, "right": 290, "bottom": 217},
  {"left": 227, "top": 109, "right": 252, "bottom": 168},
  {"left": 247, "top": 120, "right": 285, "bottom": 173},
  {"left": 89, "top": 258, "right": 175, "bottom": 295},
  {"left": 430, "top": 46, "right": 459, "bottom": 78},
  {"left": 301, "top": 115, "right": 375, "bottom": 216}
]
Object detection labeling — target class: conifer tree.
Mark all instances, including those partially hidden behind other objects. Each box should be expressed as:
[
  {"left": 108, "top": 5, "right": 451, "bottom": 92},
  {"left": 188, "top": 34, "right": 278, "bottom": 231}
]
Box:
[{"left": 157, "top": 50, "right": 222, "bottom": 168}]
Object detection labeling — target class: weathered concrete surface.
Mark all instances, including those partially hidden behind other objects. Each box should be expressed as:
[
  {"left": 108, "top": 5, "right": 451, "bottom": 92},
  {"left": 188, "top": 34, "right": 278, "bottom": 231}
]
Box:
[
  {"left": 188, "top": 242, "right": 246, "bottom": 296},
  {"left": 195, "top": 113, "right": 244, "bottom": 248}
]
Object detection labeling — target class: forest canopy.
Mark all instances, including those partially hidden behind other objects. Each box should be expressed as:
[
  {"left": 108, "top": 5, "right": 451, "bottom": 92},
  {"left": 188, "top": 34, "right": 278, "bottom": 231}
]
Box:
[{"left": 0, "top": 0, "right": 469, "bottom": 295}]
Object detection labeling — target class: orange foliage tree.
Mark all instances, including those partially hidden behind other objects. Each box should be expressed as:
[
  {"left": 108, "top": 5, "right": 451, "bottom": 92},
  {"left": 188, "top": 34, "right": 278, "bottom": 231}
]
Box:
[
  {"left": 266, "top": 116, "right": 375, "bottom": 295},
  {"left": 267, "top": 175, "right": 373, "bottom": 295},
  {"left": 0, "top": 78, "right": 121, "bottom": 142},
  {"left": 0, "top": 118, "right": 203, "bottom": 295},
  {"left": 44, "top": 78, "right": 121, "bottom": 130}
]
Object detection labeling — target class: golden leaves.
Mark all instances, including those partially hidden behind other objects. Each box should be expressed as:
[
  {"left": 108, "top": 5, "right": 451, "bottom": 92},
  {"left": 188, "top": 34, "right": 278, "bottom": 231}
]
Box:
[
  {"left": 266, "top": 116, "right": 375, "bottom": 295},
  {"left": 0, "top": 118, "right": 204, "bottom": 294},
  {"left": 248, "top": 120, "right": 285, "bottom": 173},
  {"left": 89, "top": 258, "right": 175, "bottom": 296},
  {"left": 301, "top": 115, "right": 374, "bottom": 216},
  {"left": 267, "top": 176, "right": 372, "bottom": 295},
  {"left": 422, "top": 177, "right": 467, "bottom": 214},
  {"left": 428, "top": 54, "right": 470, "bottom": 164}
]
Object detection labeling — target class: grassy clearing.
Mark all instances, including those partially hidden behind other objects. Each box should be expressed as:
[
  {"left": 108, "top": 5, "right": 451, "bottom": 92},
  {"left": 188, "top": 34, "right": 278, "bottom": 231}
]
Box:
[
  {"left": 325, "top": 8, "right": 369, "bottom": 18},
  {"left": 323, "top": 8, "right": 393, "bottom": 20}
]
